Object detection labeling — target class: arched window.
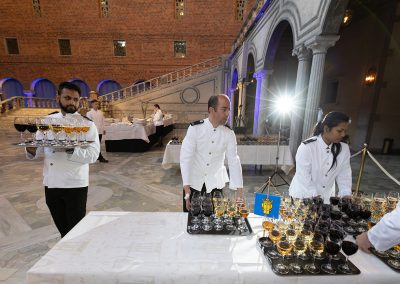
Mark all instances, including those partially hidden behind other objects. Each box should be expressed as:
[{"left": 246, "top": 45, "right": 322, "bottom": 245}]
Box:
[
  {"left": 69, "top": 78, "right": 90, "bottom": 97},
  {"left": 97, "top": 80, "right": 123, "bottom": 99},
  {"left": 31, "top": 78, "right": 57, "bottom": 99},
  {"left": 0, "top": 77, "right": 24, "bottom": 99}
]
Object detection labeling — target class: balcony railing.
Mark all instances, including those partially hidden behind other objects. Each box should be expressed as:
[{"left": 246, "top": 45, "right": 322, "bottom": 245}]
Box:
[
  {"left": 0, "top": 96, "right": 90, "bottom": 115},
  {"left": 100, "top": 56, "right": 224, "bottom": 104}
]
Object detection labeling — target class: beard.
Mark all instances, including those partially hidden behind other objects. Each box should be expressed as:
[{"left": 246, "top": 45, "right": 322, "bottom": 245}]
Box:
[{"left": 60, "top": 102, "right": 78, "bottom": 114}]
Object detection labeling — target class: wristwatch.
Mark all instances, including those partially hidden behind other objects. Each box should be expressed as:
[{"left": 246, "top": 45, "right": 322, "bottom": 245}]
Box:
[{"left": 184, "top": 193, "right": 190, "bottom": 200}]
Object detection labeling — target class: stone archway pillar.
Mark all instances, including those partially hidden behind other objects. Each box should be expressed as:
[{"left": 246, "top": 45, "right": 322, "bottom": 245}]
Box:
[
  {"left": 302, "top": 35, "right": 339, "bottom": 140},
  {"left": 228, "top": 87, "right": 237, "bottom": 127},
  {"left": 289, "top": 44, "right": 311, "bottom": 155},
  {"left": 252, "top": 69, "right": 270, "bottom": 135}
]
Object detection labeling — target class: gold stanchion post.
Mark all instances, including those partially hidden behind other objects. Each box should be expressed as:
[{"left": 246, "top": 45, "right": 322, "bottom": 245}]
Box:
[{"left": 355, "top": 143, "right": 368, "bottom": 195}]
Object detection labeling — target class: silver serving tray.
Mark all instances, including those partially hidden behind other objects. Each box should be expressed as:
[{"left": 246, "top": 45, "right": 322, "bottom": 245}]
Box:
[{"left": 13, "top": 140, "right": 95, "bottom": 148}]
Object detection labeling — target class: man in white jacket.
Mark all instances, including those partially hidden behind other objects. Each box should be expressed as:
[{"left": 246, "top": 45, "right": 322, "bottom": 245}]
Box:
[
  {"left": 87, "top": 98, "right": 108, "bottom": 163},
  {"left": 26, "top": 82, "right": 100, "bottom": 237},
  {"left": 180, "top": 94, "right": 243, "bottom": 211}
]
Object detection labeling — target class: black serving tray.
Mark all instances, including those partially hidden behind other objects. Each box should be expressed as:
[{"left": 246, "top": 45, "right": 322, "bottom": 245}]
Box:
[
  {"left": 258, "top": 237, "right": 361, "bottom": 276},
  {"left": 187, "top": 214, "right": 253, "bottom": 236},
  {"left": 369, "top": 247, "right": 400, "bottom": 273}
]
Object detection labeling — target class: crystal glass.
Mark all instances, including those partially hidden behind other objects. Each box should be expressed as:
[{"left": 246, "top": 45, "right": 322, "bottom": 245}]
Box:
[
  {"left": 274, "top": 238, "right": 293, "bottom": 274},
  {"left": 338, "top": 239, "right": 359, "bottom": 274},
  {"left": 321, "top": 235, "right": 341, "bottom": 274},
  {"left": 14, "top": 117, "right": 27, "bottom": 144},
  {"left": 290, "top": 237, "right": 306, "bottom": 273},
  {"left": 26, "top": 117, "right": 38, "bottom": 143},
  {"left": 305, "top": 234, "right": 324, "bottom": 274}
]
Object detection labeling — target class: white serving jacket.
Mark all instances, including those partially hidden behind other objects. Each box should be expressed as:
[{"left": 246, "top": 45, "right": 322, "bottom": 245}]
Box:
[
  {"left": 86, "top": 108, "right": 105, "bottom": 134},
  {"left": 180, "top": 118, "right": 243, "bottom": 192},
  {"left": 289, "top": 135, "right": 352, "bottom": 203},
  {"left": 26, "top": 112, "right": 100, "bottom": 188},
  {"left": 369, "top": 202, "right": 400, "bottom": 251},
  {"left": 153, "top": 109, "right": 164, "bottom": 126}
]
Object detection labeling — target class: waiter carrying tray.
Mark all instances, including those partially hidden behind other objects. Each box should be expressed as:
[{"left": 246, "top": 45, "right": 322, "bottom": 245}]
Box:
[
  {"left": 26, "top": 82, "right": 100, "bottom": 237},
  {"left": 180, "top": 94, "right": 243, "bottom": 211}
]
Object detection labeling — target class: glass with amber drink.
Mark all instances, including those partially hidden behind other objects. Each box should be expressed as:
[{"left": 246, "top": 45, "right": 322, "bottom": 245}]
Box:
[
  {"left": 274, "top": 237, "right": 293, "bottom": 274},
  {"left": 305, "top": 233, "right": 324, "bottom": 274}
]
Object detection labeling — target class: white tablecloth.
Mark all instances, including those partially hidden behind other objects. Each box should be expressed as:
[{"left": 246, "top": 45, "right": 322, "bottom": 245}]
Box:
[
  {"left": 27, "top": 211, "right": 399, "bottom": 284},
  {"left": 105, "top": 123, "right": 155, "bottom": 143},
  {"left": 162, "top": 143, "right": 295, "bottom": 174}
]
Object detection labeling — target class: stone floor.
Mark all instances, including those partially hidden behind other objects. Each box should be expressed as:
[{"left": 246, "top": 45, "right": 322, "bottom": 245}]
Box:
[{"left": 0, "top": 129, "right": 399, "bottom": 283}]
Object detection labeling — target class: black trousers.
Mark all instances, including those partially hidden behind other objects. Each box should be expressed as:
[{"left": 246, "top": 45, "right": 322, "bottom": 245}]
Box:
[
  {"left": 182, "top": 184, "right": 223, "bottom": 212},
  {"left": 98, "top": 134, "right": 105, "bottom": 160},
  {"left": 45, "top": 186, "right": 88, "bottom": 237},
  {"left": 155, "top": 125, "right": 164, "bottom": 144}
]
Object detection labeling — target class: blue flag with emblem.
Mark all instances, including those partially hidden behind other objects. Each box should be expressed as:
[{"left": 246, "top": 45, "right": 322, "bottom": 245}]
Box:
[{"left": 253, "top": 192, "right": 281, "bottom": 219}]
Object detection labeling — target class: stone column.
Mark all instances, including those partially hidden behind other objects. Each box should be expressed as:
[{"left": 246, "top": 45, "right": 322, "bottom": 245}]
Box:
[
  {"left": 302, "top": 35, "right": 340, "bottom": 140},
  {"left": 289, "top": 44, "right": 311, "bottom": 155},
  {"left": 227, "top": 87, "right": 236, "bottom": 127},
  {"left": 252, "top": 69, "right": 268, "bottom": 135}
]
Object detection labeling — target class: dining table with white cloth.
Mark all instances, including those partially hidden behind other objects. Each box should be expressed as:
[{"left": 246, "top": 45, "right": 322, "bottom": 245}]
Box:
[
  {"left": 27, "top": 211, "right": 399, "bottom": 284},
  {"left": 162, "top": 142, "right": 295, "bottom": 174},
  {"left": 105, "top": 122, "right": 155, "bottom": 143}
]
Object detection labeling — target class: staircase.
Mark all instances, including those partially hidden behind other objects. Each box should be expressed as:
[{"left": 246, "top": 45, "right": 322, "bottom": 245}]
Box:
[{"left": 100, "top": 56, "right": 224, "bottom": 105}]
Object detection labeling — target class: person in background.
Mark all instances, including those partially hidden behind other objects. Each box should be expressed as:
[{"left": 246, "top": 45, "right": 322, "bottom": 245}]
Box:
[
  {"left": 289, "top": 111, "right": 352, "bottom": 203},
  {"left": 86, "top": 98, "right": 108, "bottom": 163},
  {"left": 26, "top": 82, "right": 100, "bottom": 237},
  {"left": 357, "top": 202, "right": 400, "bottom": 252},
  {"left": 153, "top": 104, "right": 164, "bottom": 147},
  {"left": 180, "top": 94, "right": 243, "bottom": 212}
]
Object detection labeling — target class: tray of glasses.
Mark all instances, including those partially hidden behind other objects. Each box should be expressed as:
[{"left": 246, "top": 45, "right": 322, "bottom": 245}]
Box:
[
  {"left": 187, "top": 214, "right": 253, "bottom": 236},
  {"left": 369, "top": 247, "right": 400, "bottom": 272},
  {"left": 258, "top": 237, "right": 360, "bottom": 276},
  {"left": 13, "top": 140, "right": 96, "bottom": 148}
]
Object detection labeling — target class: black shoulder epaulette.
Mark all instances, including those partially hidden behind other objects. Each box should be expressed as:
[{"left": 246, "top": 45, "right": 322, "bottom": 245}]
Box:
[
  {"left": 48, "top": 111, "right": 59, "bottom": 115},
  {"left": 81, "top": 115, "right": 93, "bottom": 122},
  {"left": 302, "top": 138, "right": 317, "bottom": 144},
  {"left": 190, "top": 119, "right": 204, "bottom": 126},
  {"left": 224, "top": 124, "right": 232, "bottom": 129}
]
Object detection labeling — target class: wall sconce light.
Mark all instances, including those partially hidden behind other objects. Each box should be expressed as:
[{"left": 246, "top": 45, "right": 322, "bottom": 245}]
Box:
[
  {"left": 342, "top": 9, "right": 353, "bottom": 27},
  {"left": 365, "top": 67, "right": 377, "bottom": 86}
]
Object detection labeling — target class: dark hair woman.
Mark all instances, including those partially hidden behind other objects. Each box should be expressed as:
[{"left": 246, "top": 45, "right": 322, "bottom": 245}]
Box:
[
  {"left": 289, "top": 111, "right": 352, "bottom": 203},
  {"left": 153, "top": 104, "right": 164, "bottom": 146}
]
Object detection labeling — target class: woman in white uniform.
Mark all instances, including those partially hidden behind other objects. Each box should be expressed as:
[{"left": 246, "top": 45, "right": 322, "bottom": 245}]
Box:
[{"left": 289, "top": 111, "right": 352, "bottom": 203}]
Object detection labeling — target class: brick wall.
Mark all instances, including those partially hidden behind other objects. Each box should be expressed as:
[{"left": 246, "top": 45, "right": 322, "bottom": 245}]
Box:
[{"left": 0, "top": 0, "right": 256, "bottom": 91}]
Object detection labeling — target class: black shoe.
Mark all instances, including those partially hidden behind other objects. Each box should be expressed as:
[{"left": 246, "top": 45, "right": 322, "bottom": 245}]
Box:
[{"left": 99, "top": 158, "right": 109, "bottom": 163}]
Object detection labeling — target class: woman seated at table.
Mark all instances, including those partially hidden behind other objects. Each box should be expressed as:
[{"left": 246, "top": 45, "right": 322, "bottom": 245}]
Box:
[
  {"left": 152, "top": 104, "right": 164, "bottom": 147},
  {"left": 289, "top": 111, "right": 352, "bottom": 203}
]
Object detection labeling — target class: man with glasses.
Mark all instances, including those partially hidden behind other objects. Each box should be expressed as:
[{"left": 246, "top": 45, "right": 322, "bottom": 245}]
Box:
[{"left": 180, "top": 94, "right": 243, "bottom": 212}]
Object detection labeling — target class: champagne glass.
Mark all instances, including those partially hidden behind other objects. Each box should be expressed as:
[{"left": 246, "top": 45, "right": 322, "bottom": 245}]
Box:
[
  {"left": 305, "top": 234, "right": 324, "bottom": 274},
  {"left": 387, "top": 191, "right": 399, "bottom": 213},
  {"left": 299, "top": 228, "right": 313, "bottom": 260},
  {"left": 14, "top": 117, "right": 28, "bottom": 144},
  {"left": 290, "top": 237, "right": 306, "bottom": 273},
  {"left": 225, "top": 199, "right": 237, "bottom": 231},
  {"left": 267, "top": 227, "right": 282, "bottom": 259},
  {"left": 81, "top": 120, "right": 91, "bottom": 143},
  {"left": 338, "top": 239, "right": 359, "bottom": 274},
  {"left": 36, "top": 117, "right": 50, "bottom": 144},
  {"left": 214, "top": 199, "right": 225, "bottom": 231},
  {"left": 321, "top": 235, "right": 342, "bottom": 274},
  {"left": 274, "top": 238, "right": 293, "bottom": 274},
  {"left": 387, "top": 244, "right": 400, "bottom": 269},
  {"left": 201, "top": 194, "right": 213, "bottom": 231},
  {"left": 238, "top": 201, "right": 250, "bottom": 232},
  {"left": 49, "top": 118, "right": 63, "bottom": 145},
  {"left": 190, "top": 193, "right": 202, "bottom": 231},
  {"left": 261, "top": 218, "right": 275, "bottom": 247},
  {"left": 63, "top": 117, "right": 75, "bottom": 145}
]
